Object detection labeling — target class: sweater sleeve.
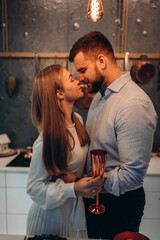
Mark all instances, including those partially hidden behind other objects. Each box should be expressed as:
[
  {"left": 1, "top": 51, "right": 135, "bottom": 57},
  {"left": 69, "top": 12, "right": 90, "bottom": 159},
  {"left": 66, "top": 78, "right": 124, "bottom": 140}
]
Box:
[{"left": 26, "top": 136, "right": 76, "bottom": 210}]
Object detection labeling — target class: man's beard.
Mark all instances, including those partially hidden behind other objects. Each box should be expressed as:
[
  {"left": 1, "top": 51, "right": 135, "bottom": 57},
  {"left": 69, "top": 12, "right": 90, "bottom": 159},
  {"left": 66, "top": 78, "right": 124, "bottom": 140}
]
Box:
[{"left": 88, "top": 66, "right": 104, "bottom": 94}]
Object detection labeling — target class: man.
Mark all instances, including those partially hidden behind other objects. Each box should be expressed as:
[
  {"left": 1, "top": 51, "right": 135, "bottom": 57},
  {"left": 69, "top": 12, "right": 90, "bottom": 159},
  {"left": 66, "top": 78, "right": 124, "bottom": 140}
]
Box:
[{"left": 69, "top": 31, "right": 157, "bottom": 239}]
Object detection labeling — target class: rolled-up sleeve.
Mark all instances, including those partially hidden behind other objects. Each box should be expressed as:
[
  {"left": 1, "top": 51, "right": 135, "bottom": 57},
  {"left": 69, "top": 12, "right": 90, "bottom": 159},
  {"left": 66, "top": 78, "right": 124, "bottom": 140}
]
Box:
[{"left": 104, "top": 99, "right": 157, "bottom": 196}]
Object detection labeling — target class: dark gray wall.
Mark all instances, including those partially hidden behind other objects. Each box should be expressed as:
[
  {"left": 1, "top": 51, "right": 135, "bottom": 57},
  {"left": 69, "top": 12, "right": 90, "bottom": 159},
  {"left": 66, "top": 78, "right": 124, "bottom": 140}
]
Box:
[{"left": 0, "top": 0, "right": 160, "bottom": 151}]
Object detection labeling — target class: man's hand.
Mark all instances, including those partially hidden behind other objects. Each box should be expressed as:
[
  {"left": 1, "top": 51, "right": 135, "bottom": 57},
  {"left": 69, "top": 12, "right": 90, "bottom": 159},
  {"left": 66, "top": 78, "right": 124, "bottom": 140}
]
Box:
[
  {"left": 59, "top": 170, "right": 76, "bottom": 183},
  {"left": 51, "top": 170, "right": 76, "bottom": 183},
  {"left": 100, "top": 186, "right": 108, "bottom": 194}
]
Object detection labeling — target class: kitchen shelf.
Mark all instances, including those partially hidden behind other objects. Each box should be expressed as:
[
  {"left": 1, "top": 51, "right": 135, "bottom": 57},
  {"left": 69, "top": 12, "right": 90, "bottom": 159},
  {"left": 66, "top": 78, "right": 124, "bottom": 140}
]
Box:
[{"left": 0, "top": 52, "right": 159, "bottom": 59}]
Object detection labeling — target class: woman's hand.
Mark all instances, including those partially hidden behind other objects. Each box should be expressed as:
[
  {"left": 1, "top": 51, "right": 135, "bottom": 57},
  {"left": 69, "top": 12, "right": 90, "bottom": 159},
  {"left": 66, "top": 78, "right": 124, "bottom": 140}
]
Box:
[{"left": 74, "top": 176, "right": 104, "bottom": 199}]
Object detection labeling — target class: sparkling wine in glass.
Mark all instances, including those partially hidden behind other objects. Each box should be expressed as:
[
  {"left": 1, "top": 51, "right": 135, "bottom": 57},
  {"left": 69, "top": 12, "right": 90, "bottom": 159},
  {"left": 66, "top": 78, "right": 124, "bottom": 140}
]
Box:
[{"left": 88, "top": 149, "right": 107, "bottom": 214}]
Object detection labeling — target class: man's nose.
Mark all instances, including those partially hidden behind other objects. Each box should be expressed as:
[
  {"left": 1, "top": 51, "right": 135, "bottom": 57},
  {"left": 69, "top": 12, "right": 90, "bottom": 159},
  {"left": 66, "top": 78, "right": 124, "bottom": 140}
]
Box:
[{"left": 79, "top": 74, "right": 84, "bottom": 82}]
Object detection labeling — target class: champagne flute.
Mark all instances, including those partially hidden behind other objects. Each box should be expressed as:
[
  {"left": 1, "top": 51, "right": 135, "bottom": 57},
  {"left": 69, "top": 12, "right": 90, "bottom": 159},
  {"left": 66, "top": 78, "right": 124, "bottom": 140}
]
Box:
[{"left": 88, "top": 149, "right": 107, "bottom": 214}]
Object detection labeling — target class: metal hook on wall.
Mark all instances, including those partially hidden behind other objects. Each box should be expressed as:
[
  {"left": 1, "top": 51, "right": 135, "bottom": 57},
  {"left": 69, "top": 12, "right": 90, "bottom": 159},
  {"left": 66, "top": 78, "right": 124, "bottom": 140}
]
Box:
[{"left": 124, "top": 52, "right": 129, "bottom": 71}]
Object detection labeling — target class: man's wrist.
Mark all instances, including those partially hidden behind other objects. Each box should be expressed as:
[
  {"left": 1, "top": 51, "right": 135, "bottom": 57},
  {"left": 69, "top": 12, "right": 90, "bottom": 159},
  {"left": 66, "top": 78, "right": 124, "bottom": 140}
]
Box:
[{"left": 100, "top": 186, "right": 108, "bottom": 194}]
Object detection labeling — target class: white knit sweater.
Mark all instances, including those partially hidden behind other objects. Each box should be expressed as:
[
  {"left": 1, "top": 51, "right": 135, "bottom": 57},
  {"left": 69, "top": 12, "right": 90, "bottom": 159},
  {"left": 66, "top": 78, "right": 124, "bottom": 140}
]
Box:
[{"left": 26, "top": 117, "right": 88, "bottom": 238}]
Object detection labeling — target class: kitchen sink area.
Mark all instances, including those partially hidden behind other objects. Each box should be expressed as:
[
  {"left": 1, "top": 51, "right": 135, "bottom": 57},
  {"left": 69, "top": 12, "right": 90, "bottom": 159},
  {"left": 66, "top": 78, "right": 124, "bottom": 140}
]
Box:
[{"left": 6, "top": 152, "right": 31, "bottom": 168}]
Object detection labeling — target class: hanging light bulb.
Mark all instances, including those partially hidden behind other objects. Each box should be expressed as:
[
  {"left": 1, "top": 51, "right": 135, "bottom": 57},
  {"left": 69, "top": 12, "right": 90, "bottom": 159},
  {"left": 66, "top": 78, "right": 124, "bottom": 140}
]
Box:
[{"left": 87, "top": 0, "right": 104, "bottom": 22}]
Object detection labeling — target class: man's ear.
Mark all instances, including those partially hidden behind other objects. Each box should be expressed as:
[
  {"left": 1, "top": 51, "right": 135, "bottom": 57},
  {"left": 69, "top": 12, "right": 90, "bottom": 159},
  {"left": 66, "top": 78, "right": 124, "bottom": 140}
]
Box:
[
  {"left": 56, "top": 90, "right": 64, "bottom": 100},
  {"left": 97, "top": 54, "right": 106, "bottom": 70}
]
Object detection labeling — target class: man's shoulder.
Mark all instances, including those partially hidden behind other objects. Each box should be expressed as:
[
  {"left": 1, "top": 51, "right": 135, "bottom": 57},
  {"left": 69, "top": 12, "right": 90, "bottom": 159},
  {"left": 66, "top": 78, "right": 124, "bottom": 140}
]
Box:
[{"left": 121, "top": 79, "right": 153, "bottom": 104}]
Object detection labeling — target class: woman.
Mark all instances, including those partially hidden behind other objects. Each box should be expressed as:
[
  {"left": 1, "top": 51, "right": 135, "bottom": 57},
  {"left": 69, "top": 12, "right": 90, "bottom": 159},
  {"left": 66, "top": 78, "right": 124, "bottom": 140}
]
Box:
[{"left": 26, "top": 64, "right": 103, "bottom": 238}]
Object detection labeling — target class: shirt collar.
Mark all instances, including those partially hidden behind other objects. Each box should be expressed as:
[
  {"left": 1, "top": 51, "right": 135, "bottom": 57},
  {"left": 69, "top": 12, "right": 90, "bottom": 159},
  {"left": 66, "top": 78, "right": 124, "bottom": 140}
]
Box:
[
  {"left": 106, "top": 72, "right": 131, "bottom": 93},
  {"left": 99, "top": 88, "right": 105, "bottom": 97}
]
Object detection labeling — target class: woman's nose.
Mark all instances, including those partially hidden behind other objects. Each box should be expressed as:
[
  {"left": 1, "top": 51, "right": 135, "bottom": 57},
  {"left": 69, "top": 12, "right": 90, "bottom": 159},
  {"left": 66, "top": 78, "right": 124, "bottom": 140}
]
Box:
[{"left": 75, "top": 79, "right": 79, "bottom": 85}]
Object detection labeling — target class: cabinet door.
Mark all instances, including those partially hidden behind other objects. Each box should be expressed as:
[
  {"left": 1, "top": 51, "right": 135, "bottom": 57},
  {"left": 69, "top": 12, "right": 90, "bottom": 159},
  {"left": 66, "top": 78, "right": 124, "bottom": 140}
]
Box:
[
  {"left": 143, "top": 191, "right": 160, "bottom": 219},
  {"left": 0, "top": 214, "right": 7, "bottom": 234},
  {"left": 143, "top": 176, "right": 160, "bottom": 191},
  {"left": 7, "top": 214, "right": 27, "bottom": 235},
  {"left": 0, "top": 188, "right": 6, "bottom": 213},
  {"left": 139, "top": 218, "right": 160, "bottom": 240},
  {"left": 6, "top": 172, "right": 28, "bottom": 188},
  {"left": 7, "top": 187, "right": 32, "bottom": 214},
  {"left": 0, "top": 172, "right": 5, "bottom": 187}
]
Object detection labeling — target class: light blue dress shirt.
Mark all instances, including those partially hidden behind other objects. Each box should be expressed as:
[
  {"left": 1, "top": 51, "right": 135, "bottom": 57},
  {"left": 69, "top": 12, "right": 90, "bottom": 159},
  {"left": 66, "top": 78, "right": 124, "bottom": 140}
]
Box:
[{"left": 85, "top": 72, "right": 157, "bottom": 196}]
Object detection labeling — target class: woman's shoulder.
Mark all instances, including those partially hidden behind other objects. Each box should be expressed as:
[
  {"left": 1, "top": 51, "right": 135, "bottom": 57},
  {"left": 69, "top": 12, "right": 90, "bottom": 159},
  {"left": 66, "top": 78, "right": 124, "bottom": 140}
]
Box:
[
  {"left": 32, "top": 134, "right": 43, "bottom": 152},
  {"left": 74, "top": 112, "right": 83, "bottom": 124},
  {"left": 30, "top": 135, "right": 43, "bottom": 165}
]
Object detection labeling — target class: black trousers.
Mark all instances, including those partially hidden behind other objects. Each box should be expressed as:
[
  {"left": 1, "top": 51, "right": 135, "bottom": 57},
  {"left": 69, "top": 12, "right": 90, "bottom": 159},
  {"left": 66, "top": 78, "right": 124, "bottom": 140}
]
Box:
[{"left": 83, "top": 187, "right": 145, "bottom": 239}]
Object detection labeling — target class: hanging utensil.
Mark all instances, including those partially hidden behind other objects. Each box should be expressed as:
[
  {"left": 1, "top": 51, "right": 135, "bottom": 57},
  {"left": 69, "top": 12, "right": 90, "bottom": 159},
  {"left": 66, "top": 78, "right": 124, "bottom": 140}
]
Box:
[
  {"left": 130, "top": 55, "right": 155, "bottom": 83},
  {"left": 5, "top": 58, "right": 17, "bottom": 97}
]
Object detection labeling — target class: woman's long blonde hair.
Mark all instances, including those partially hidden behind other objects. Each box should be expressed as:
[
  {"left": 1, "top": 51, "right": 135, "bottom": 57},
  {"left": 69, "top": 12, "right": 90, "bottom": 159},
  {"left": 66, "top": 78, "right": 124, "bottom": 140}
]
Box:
[{"left": 31, "top": 64, "right": 89, "bottom": 175}]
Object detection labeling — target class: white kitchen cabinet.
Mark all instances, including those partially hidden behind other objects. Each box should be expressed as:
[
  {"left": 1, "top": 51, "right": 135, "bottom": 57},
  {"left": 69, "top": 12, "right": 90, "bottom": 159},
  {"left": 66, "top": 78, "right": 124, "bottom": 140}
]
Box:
[
  {"left": 140, "top": 219, "right": 160, "bottom": 240},
  {"left": 0, "top": 172, "right": 6, "bottom": 234},
  {"left": 139, "top": 175, "right": 160, "bottom": 240},
  {"left": 1, "top": 154, "right": 160, "bottom": 237},
  {"left": 143, "top": 175, "right": 160, "bottom": 191},
  {"left": 7, "top": 188, "right": 32, "bottom": 214},
  {"left": 0, "top": 168, "right": 31, "bottom": 235},
  {"left": 0, "top": 188, "right": 6, "bottom": 213},
  {"left": 0, "top": 172, "right": 5, "bottom": 187},
  {"left": 0, "top": 214, "right": 7, "bottom": 234},
  {"left": 6, "top": 172, "right": 28, "bottom": 188},
  {"left": 7, "top": 214, "right": 28, "bottom": 235},
  {"left": 5, "top": 171, "right": 32, "bottom": 235},
  {"left": 143, "top": 191, "right": 160, "bottom": 219}
]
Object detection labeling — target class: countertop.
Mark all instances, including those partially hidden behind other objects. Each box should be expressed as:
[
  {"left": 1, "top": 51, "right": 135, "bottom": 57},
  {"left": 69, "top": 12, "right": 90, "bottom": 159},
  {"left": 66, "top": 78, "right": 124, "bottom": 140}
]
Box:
[
  {"left": 0, "top": 151, "right": 29, "bottom": 173},
  {"left": 0, "top": 235, "right": 101, "bottom": 240},
  {"left": 0, "top": 151, "right": 160, "bottom": 175},
  {"left": 145, "top": 153, "right": 160, "bottom": 175},
  {"left": 0, "top": 235, "right": 24, "bottom": 240}
]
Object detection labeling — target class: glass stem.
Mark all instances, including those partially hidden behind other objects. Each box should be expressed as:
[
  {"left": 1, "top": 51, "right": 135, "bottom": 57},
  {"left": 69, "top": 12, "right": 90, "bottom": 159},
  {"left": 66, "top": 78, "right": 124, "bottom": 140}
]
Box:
[{"left": 96, "top": 193, "right": 99, "bottom": 208}]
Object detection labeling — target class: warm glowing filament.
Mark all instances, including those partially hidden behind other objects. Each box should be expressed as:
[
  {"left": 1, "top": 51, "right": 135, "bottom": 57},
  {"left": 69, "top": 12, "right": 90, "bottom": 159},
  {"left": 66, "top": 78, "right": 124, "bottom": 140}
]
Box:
[{"left": 87, "top": 0, "right": 104, "bottom": 22}]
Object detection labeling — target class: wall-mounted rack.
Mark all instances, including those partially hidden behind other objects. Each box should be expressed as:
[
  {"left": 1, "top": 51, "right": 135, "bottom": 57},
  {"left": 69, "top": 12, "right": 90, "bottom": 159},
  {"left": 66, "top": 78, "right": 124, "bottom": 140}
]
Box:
[{"left": 0, "top": 52, "right": 159, "bottom": 59}]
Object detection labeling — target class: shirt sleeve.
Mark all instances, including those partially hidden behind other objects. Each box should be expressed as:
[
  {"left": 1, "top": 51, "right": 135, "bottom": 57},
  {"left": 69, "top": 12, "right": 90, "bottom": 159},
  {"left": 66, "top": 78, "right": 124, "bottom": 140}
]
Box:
[
  {"left": 104, "top": 99, "right": 157, "bottom": 196},
  {"left": 26, "top": 136, "right": 76, "bottom": 210}
]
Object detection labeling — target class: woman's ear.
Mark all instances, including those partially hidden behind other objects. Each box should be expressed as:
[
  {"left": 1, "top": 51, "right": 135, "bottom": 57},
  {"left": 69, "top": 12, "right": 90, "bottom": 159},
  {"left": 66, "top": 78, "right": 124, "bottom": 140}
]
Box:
[
  {"left": 56, "top": 90, "right": 64, "bottom": 100},
  {"left": 97, "top": 54, "right": 106, "bottom": 70}
]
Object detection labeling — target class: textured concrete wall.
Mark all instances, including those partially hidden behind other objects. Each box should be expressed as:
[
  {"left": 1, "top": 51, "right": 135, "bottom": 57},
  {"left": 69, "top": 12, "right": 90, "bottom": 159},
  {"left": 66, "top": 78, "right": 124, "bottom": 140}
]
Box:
[{"left": 0, "top": 0, "right": 160, "bottom": 151}]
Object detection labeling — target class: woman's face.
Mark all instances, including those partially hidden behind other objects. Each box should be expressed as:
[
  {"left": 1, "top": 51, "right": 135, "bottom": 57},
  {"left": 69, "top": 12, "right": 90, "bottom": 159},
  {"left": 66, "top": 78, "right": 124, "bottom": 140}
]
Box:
[{"left": 61, "top": 68, "right": 84, "bottom": 103}]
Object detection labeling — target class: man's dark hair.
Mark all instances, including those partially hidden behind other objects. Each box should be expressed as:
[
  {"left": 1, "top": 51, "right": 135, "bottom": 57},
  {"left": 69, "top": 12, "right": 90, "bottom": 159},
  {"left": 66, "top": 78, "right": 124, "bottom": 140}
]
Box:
[{"left": 69, "top": 31, "right": 115, "bottom": 62}]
